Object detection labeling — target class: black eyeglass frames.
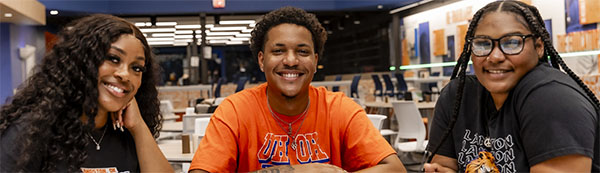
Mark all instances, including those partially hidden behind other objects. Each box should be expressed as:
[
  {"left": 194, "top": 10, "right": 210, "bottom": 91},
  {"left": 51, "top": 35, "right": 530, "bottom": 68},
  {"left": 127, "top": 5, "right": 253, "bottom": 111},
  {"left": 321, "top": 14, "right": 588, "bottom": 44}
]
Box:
[{"left": 470, "top": 34, "right": 536, "bottom": 57}]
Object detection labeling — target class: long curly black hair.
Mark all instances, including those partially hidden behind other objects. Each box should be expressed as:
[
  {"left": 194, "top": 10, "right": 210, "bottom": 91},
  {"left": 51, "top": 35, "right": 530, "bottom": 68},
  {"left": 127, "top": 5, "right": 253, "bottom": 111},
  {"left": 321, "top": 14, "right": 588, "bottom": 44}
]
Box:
[
  {"left": 426, "top": 0, "right": 600, "bottom": 163},
  {"left": 250, "top": 6, "right": 327, "bottom": 60},
  {"left": 0, "top": 14, "right": 162, "bottom": 172}
]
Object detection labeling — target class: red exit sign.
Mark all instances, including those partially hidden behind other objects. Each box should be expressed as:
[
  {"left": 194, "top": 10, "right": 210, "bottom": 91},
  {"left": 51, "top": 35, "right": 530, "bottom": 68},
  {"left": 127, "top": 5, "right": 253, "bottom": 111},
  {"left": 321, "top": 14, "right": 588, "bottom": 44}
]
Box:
[{"left": 213, "top": 0, "right": 225, "bottom": 8}]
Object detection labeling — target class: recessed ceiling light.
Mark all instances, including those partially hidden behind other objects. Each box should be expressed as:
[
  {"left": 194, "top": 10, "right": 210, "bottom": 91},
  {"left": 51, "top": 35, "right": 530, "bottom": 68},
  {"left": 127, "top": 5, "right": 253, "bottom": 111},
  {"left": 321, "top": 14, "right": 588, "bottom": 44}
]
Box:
[
  {"left": 377, "top": 5, "right": 383, "bottom": 9},
  {"left": 354, "top": 20, "right": 360, "bottom": 25},
  {"left": 50, "top": 10, "right": 58, "bottom": 15},
  {"left": 4, "top": 13, "right": 12, "bottom": 18}
]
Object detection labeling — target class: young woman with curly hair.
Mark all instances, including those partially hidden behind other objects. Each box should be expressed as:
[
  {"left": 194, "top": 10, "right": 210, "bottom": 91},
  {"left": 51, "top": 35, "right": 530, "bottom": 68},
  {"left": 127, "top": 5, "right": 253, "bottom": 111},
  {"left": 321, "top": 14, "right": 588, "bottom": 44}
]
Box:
[
  {"left": 0, "top": 14, "right": 173, "bottom": 172},
  {"left": 424, "top": 1, "right": 599, "bottom": 172}
]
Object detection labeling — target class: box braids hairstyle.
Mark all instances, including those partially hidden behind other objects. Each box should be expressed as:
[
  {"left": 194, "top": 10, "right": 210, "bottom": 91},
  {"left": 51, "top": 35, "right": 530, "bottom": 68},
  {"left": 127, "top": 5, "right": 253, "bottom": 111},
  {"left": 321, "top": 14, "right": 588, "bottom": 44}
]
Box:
[{"left": 426, "top": 0, "right": 600, "bottom": 163}]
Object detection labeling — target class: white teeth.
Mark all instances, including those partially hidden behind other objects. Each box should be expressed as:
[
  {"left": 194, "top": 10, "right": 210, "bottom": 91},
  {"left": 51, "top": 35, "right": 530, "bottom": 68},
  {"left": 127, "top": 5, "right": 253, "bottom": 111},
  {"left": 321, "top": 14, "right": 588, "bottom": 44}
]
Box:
[
  {"left": 488, "top": 70, "right": 507, "bottom": 74},
  {"left": 105, "top": 83, "right": 124, "bottom": 93},
  {"left": 282, "top": 73, "right": 299, "bottom": 78}
]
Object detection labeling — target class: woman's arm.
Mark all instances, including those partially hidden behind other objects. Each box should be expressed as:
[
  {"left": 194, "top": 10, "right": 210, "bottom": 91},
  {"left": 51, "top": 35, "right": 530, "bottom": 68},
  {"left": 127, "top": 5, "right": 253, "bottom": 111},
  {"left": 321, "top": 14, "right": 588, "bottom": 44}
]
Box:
[
  {"left": 117, "top": 99, "right": 173, "bottom": 172},
  {"left": 530, "top": 154, "right": 591, "bottom": 172},
  {"left": 424, "top": 154, "right": 458, "bottom": 173}
]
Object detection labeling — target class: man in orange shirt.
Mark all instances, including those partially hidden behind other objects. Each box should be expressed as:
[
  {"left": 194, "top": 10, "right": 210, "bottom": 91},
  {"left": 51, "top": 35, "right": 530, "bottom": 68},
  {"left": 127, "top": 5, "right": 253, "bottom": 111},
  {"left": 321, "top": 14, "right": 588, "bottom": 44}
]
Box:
[{"left": 189, "top": 6, "right": 406, "bottom": 172}]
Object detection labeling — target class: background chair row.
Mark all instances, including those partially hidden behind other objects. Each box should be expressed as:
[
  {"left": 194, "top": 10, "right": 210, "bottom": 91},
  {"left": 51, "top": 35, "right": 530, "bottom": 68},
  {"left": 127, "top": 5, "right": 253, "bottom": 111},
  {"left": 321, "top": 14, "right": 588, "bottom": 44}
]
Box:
[
  {"left": 371, "top": 73, "right": 409, "bottom": 100},
  {"left": 213, "top": 76, "right": 249, "bottom": 98}
]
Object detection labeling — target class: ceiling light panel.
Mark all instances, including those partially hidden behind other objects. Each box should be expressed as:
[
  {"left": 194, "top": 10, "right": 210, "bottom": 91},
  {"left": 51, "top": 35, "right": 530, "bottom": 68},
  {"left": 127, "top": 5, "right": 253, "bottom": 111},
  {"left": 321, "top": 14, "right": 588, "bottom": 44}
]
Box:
[
  {"left": 156, "top": 22, "right": 177, "bottom": 26},
  {"left": 210, "top": 26, "right": 247, "bottom": 31},
  {"left": 219, "top": 20, "right": 255, "bottom": 25},
  {"left": 206, "top": 32, "right": 239, "bottom": 36},
  {"left": 174, "top": 39, "right": 194, "bottom": 42},
  {"left": 147, "top": 37, "right": 174, "bottom": 41},
  {"left": 230, "top": 37, "right": 249, "bottom": 41},
  {"left": 140, "top": 28, "right": 175, "bottom": 33},
  {"left": 173, "top": 42, "right": 188, "bottom": 46},
  {"left": 235, "top": 33, "right": 251, "bottom": 38},
  {"left": 175, "top": 35, "right": 194, "bottom": 39},
  {"left": 176, "top": 25, "right": 201, "bottom": 29},
  {"left": 175, "top": 30, "right": 194, "bottom": 34},
  {"left": 148, "top": 41, "right": 173, "bottom": 45},
  {"left": 152, "top": 33, "right": 175, "bottom": 37},
  {"left": 226, "top": 41, "right": 244, "bottom": 45},
  {"left": 206, "top": 36, "right": 233, "bottom": 40}
]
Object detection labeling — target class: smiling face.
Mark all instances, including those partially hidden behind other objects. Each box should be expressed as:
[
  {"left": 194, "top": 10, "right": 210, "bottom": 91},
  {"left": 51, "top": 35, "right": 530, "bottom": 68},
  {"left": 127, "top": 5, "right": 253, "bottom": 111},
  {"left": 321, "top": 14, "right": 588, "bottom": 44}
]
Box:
[
  {"left": 97, "top": 34, "right": 146, "bottom": 113},
  {"left": 258, "top": 23, "right": 318, "bottom": 99},
  {"left": 472, "top": 12, "right": 544, "bottom": 98}
]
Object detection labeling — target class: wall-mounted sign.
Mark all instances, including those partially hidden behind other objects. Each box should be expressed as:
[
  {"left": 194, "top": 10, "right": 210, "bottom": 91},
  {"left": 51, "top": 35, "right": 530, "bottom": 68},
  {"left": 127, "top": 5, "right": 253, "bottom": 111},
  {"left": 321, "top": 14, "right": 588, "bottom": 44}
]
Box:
[
  {"left": 579, "top": 0, "right": 600, "bottom": 25},
  {"left": 556, "top": 29, "right": 600, "bottom": 53},
  {"left": 433, "top": 29, "right": 446, "bottom": 56},
  {"left": 456, "top": 24, "right": 468, "bottom": 58},
  {"left": 446, "top": 6, "right": 472, "bottom": 25}
]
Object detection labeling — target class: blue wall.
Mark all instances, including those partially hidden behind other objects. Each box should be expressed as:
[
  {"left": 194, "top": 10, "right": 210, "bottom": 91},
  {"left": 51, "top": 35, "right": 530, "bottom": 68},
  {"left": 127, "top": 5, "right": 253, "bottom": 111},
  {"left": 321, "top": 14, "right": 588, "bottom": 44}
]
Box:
[
  {"left": 0, "top": 23, "right": 12, "bottom": 105},
  {"left": 0, "top": 23, "right": 45, "bottom": 105}
]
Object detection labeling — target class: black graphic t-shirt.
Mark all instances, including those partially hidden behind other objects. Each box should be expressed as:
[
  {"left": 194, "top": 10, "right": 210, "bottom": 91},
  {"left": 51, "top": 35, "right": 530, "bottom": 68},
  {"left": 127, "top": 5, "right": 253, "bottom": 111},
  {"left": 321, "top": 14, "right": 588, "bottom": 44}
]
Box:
[
  {"left": 0, "top": 119, "right": 139, "bottom": 172},
  {"left": 427, "top": 63, "right": 599, "bottom": 172},
  {"left": 81, "top": 121, "right": 140, "bottom": 172}
]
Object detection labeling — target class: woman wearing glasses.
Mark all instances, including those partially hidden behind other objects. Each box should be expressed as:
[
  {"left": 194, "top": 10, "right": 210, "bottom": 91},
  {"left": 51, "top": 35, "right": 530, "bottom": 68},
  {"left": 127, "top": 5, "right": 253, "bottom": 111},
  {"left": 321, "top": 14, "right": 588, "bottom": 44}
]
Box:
[{"left": 424, "top": 1, "right": 599, "bottom": 172}]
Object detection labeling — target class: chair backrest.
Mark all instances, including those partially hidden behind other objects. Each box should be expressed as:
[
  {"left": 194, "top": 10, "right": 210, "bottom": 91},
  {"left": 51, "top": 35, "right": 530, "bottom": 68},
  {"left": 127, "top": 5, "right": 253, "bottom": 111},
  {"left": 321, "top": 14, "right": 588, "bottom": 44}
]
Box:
[
  {"left": 394, "top": 73, "right": 408, "bottom": 92},
  {"left": 194, "top": 117, "right": 211, "bottom": 136},
  {"left": 214, "top": 78, "right": 226, "bottom": 98},
  {"left": 195, "top": 104, "right": 211, "bottom": 113},
  {"left": 182, "top": 113, "right": 212, "bottom": 134},
  {"left": 366, "top": 114, "right": 387, "bottom": 130},
  {"left": 391, "top": 101, "right": 426, "bottom": 150},
  {"left": 213, "top": 97, "right": 226, "bottom": 106},
  {"left": 371, "top": 74, "right": 383, "bottom": 97},
  {"left": 350, "top": 75, "right": 361, "bottom": 98},
  {"left": 331, "top": 75, "right": 342, "bottom": 92},
  {"left": 159, "top": 100, "right": 174, "bottom": 116},
  {"left": 382, "top": 74, "right": 395, "bottom": 97},
  {"left": 235, "top": 76, "right": 249, "bottom": 93}
]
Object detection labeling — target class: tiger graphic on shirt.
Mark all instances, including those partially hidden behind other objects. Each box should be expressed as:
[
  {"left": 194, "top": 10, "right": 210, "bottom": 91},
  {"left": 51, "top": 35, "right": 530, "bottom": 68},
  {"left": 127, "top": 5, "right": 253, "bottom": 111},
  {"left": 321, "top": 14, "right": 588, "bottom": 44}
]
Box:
[
  {"left": 458, "top": 129, "right": 516, "bottom": 173},
  {"left": 257, "top": 132, "right": 330, "bottom": 168},
  {"left": 466, "top": 151, "right": 500, "bottom": 173}
]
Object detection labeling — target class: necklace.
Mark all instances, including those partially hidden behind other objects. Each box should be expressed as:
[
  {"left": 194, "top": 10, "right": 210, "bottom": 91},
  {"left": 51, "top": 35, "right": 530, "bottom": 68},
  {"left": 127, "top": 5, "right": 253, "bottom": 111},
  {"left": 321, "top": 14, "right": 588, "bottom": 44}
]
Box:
[
  {"left": 266, "top": 90, "right": 310, "bottom": 150},
  {"left": 87, "top": 125, "right": 107, "bottom": 151}
]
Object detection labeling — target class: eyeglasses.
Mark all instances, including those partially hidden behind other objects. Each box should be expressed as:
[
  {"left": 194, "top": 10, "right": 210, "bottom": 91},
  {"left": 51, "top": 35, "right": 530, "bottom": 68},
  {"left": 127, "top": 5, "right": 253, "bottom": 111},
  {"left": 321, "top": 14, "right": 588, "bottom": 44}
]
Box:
[{"left": 470, "top": 34, "right": 536, "bottom": 57}]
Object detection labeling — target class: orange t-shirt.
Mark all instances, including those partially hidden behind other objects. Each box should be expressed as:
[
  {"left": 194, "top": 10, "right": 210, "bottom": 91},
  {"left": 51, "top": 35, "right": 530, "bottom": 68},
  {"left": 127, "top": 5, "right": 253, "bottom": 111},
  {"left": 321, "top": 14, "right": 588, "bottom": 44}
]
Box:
[{"left": 189, "top": 83, "right": 395, "bottom": 172}]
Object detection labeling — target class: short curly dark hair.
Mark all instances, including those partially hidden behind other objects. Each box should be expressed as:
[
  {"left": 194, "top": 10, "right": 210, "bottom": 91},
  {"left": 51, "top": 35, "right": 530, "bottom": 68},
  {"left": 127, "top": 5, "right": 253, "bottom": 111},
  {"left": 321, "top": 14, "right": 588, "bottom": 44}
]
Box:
[
  {"left": 250, "top": 6, "right": 327, "bottom": 60},
  {"left": 0, "top": 14, "right": 162, "bottom": 172}
]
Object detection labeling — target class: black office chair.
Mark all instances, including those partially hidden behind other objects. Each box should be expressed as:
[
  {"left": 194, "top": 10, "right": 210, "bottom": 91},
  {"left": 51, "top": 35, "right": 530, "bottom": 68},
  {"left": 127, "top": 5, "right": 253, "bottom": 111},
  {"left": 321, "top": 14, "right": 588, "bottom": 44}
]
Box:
[
  {"left": 394, "top": 73, "right": 409, "bottom": 100},
  {"left": 214, "top": 78, "right": 227, "bottom": 98},
  {"left": 382, "top": 74, "right": 395, "bottom": 97},
  {"left": 350, "top": 75, "right": 361, "bottom": 98},
  {"left": 331, "top": 75, "right": 342, "bottom": 92},
  {"left": 235, "top": 76, "right": 249, "bottom": 93},
  {"left": 371, "top": 74, "right": 383, "bottom": 99}
]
